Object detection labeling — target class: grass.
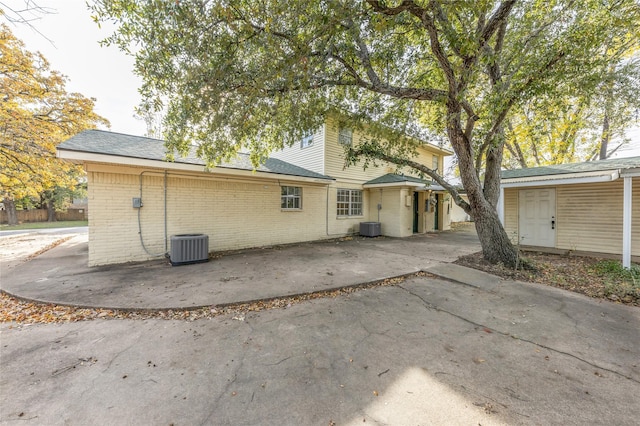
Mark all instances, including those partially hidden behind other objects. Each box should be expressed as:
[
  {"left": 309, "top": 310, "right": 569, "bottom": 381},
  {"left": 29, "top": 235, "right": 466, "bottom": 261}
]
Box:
[
  {"left": 0, "top": 220, "right": 88, "bottom": 230},
  {"left": 592, "top": 260, "right": 640, "bottom": 301}
]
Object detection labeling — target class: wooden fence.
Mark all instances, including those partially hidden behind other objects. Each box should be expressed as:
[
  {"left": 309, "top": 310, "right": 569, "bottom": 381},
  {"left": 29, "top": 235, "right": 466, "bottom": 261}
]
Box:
[{"left": 0, "top": 208, "right": 88, "bottom": 224}]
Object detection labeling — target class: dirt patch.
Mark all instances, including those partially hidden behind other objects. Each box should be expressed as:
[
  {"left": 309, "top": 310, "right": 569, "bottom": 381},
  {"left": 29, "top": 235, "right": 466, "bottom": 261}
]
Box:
[{"left": 455, "top": 251, "right": 639, "bottom": 307}]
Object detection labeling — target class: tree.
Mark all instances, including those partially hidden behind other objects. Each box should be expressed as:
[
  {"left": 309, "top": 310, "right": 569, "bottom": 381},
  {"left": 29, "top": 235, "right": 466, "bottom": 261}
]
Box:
[
  {"left": 503, "top": 47, "right": 640, "bottom": 168},
  {"left": 93, "top": 0, "right": 640, "bottom": 267},
  {"left": 0, "top": 24, "right": 109, "bottom": 224}
]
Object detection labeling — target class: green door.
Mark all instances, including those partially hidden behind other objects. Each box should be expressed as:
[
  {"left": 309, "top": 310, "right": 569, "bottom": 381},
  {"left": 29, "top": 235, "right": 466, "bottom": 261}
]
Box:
[
  {"left": 434, "top": 194, "right": 439, "bottom": 230},
  {"left": 413, "top": 192, "right": 419, "bottom": 233}
]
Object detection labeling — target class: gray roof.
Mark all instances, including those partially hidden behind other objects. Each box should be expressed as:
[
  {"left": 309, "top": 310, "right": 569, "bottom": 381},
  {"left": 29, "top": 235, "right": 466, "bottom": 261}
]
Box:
[
  {"left": 58, "top": 130, "right": 333, "bottom": 180},
  {"left": 365, "top": 173, "right": 430, "bottom": 185},
  {"left": 363, "top": 173, "right": 445, "bottom": 191},
  {"left": 501, "top": 156, "right": 640, "bottom": 179}
]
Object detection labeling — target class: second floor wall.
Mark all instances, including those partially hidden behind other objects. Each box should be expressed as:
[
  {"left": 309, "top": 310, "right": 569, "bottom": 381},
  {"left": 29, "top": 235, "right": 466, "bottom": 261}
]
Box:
[{"left": 271, "top": 117, "right": 451, "bottom": 183}]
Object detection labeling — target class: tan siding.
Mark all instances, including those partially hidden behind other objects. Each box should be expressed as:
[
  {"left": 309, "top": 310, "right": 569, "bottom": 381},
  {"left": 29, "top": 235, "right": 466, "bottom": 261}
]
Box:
[
  {"left": 269, "top": 127, "right": 325, "bottom": 174},
  {"left": 504, "top": 189, "right": 519, "bottom": 244},
  {"left": 555, "top": 181, "right": 626, "bottom": 255},
  {"left": 324, "top": 120, "right": 389, "bottom": 182},
  {"left": 633, "top": 177, "right": 640, "bottom": 257},
  {"left": 323, "top": 118, "right": 444, "bottom": 183},
  {"left": 87, "top": 165, "right": 333, "bottom": 266}
]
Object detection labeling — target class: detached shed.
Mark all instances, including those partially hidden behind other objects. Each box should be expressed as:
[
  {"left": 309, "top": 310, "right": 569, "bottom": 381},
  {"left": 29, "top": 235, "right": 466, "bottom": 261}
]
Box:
[{"left": 500, "top": 156, "right": 640, "bottom": 267}]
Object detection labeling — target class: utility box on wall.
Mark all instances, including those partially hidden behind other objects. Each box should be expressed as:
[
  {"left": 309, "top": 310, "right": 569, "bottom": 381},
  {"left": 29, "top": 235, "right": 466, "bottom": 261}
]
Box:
[{"left": 359, "top": 222, "right": 381, "bottom": 237}]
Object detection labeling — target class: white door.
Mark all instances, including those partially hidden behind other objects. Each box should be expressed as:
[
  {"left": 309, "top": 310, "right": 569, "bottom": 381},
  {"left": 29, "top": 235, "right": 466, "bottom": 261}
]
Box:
[{"left": 518, "top": 188, "right": 556, "bottom": 247}]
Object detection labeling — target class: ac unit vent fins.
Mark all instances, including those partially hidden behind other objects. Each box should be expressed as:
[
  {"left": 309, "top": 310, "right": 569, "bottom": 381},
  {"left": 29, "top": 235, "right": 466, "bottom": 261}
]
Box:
[{"left": 170, "top": 234, "right": 209, "bottom": 266}]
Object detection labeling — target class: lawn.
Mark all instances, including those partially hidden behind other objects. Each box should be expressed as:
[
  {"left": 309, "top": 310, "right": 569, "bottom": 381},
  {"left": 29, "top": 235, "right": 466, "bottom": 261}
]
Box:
[{"left": 0, "top": 220, "right": 88, "bottom": 230}]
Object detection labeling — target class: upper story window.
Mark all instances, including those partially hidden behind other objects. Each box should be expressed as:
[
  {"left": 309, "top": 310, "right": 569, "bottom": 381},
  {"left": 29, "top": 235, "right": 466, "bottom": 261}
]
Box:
[
  {"left": 338, "top": 127, "right": 353, "bottom": 146},
  {"left": 432, "top": 155, "right": 439, "bottom": 172},
  {"left": 301, "top": 132, "right": 314, "bottom": 149},
  {"left": 337, "top": 189, "right": 362, "bottom": 216},
  {"left": 281, "top": 186, "right": 302, "bottom": 210}
]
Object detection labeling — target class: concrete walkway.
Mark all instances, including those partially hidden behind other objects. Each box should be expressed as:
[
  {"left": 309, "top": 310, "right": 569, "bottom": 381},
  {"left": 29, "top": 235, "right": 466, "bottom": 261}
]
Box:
[{"left": 1, "top": 227, "right": 481, "bottom": 310}]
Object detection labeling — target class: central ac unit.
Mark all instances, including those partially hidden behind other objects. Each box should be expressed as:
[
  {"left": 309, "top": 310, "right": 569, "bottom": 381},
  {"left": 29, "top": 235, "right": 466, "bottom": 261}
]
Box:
[
  {"left": 359, "top": 222, "right": 381, "bottom": 237},
  {"left": 170, "top": 234, "right": 209, "bottom": 266}
]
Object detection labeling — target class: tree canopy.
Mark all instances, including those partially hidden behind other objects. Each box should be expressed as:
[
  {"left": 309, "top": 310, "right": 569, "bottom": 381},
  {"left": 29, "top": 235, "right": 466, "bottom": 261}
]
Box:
[
  {"left": 93, "top": 0, "right": 640, "bottom": 266},
  {"left": 0, "top": 23, "right": 109, "bottom": 223}
]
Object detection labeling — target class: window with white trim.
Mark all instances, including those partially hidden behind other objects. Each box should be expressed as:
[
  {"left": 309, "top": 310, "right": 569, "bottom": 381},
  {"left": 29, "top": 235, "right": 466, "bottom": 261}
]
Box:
[
  {"left": 281, "top": 186, "right": 302, "bottom": 210},
  {"left": 432, "top": 155, "right": 439, "bottom": 172},
  {"left": 301, "top": 132, "right": 314, "bottom": 148},
  {"left": 337, "top": 189, "right": 362, "bottom": 216},
  {"left": 338, "top": 127, "right": 353, "bottom": 146}
]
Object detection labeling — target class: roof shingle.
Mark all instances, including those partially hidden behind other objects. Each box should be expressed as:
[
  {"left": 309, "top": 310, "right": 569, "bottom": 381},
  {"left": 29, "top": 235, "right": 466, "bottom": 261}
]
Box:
[
  {"left": 501, "top": 156, "right": 640, "bottom": 180},
  {"left": 58, "top": 129, "right": 333, "bottom": 180}
]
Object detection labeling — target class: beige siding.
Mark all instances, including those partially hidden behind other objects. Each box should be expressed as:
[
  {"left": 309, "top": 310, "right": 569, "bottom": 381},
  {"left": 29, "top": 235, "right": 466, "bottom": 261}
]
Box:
[
  {"left": 633, "top": 177, "right": 640, "bottom": 257},
  {"left": 503, "top": 189, "right": 519, "bottom": 244},
  {"left": 87, "top": 164, "right": 333, "bottom": 266},
  {"left": 269, "top": 127, "right": 325, "bottom": 174},
  {"left": 323, "top": 118, "right": 444, "bottom": 183},
  {"left": 324, "top": 121, "right": 390, "bottom": 182},
  {"left": 557, "top": 179, "right": 640, "bottom": 256},
  {"left": 504, "top": 178, "right": 639, "bottom": 257}
]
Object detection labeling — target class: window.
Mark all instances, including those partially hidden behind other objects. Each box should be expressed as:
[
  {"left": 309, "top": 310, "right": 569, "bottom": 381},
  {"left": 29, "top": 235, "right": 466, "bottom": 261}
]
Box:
[
  {"left": 432, "top": 155, "right": 439, "bottom": 172},
  {"left": 301, "top": 132, "right": 314, "bottom": 148},
  {"left": 337, "top": 189, "right": 363, "bottom": 216},
  {"left": 281, "top": 186, "right": 302, "bottom": 210},
  {"left": 338, "top": 127, "right": 353, "bottom": 146}
]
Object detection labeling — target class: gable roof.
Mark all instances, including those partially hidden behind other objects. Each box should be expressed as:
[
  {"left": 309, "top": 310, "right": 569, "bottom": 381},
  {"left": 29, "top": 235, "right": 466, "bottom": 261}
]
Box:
[
  {"left": 501, "top": 156, "right": 640, "bottom": 187},
  {"left": 58, "top": 130, "right": 333, "bottom": 181}
]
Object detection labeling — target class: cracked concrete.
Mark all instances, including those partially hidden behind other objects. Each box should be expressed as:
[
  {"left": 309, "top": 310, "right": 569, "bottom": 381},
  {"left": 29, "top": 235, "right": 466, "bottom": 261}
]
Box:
[
  {"left": 1, "top": 227, "right": 639, "bottom": 424},
  {"left": 2, "top": 275, "right": 639, "bottom": 425}
]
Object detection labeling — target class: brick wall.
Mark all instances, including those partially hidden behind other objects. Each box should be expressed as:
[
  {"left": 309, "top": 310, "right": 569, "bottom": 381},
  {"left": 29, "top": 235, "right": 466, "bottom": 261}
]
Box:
[{"left": 86, "top": 165, "right": 335, "bottom": 266}]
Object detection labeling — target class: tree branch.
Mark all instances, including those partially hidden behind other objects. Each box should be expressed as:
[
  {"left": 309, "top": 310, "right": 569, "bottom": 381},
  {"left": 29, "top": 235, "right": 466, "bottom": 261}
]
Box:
[{"left": 347, "top": 145, "right": 471, "bottom": 214}]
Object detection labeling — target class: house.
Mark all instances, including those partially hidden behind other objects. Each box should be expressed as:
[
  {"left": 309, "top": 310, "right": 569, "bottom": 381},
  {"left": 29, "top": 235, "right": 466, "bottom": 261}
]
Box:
[
  {"left": 57, "top": 121, "right": 452, "bottom": 266},
  {"left": 499, "top": 156, "right": 640, "bottom": 267}
]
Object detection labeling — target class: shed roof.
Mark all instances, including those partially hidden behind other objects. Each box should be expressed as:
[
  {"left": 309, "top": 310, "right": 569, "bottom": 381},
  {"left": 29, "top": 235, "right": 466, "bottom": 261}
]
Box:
[
  {"left": 501, "top": 156, "right": 640, "bottom": 188},
  {"left": 58, "top": 130, "right": 333, "bottom": 181},
  {"left": 501, "top": 156, "right": 640, "bottom": 179}
]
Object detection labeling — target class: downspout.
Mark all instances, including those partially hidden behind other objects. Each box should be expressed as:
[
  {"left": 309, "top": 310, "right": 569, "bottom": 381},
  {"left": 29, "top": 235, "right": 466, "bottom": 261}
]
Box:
[{"left": 164, "top": 170, "right": 168, "bottom": 254}]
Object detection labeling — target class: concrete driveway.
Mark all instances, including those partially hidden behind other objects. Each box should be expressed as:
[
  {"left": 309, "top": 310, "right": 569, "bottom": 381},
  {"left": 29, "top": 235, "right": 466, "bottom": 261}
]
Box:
[
  {"left": 1, "top": 226, "right": 639, "bottom": 425},
  {"left": 2, "top": 228, "right": 481, "bottom": 310}
]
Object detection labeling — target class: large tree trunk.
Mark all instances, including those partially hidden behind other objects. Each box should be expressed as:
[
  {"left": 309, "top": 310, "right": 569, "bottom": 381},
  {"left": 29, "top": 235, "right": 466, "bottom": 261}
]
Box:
[
  {"left": 448, "top": 120, "right": 518, "bottom": 268},
  {"left": 46, "top": 202, "right": 56, "bottom": 222},
  {"left": 3, "top": 197, "right": 18, "bottom": 226},
  {"left": 598, "top": 112, "right": 610, "bottom": 160}
]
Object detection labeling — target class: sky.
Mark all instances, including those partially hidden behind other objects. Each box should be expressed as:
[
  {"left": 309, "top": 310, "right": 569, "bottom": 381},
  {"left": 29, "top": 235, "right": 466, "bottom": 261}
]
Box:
[
  {"left": 3, "top": 0, "right": 640, "bottom": 159},
  {"left": 4, "top": 0, "right": 146, "bottom": 136}
]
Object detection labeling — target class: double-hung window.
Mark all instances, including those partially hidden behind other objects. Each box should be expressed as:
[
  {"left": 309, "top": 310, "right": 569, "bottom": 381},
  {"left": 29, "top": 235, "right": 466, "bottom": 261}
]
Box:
[
  {"left": 337, "top": 189, "right": 362, "bottom": 216},
  {"left": 301, "top": 132, "right": 314, "bottom": 148},
  {"left": 432, "top": 155, "right": 439, "bottom": 172},
  {"left": 281, "top": 186, "right": 302, "bottom": 210},
  {"left": 338, "top": 127, "right": 353, "bottom": 146}
]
